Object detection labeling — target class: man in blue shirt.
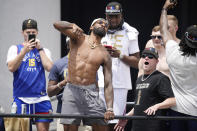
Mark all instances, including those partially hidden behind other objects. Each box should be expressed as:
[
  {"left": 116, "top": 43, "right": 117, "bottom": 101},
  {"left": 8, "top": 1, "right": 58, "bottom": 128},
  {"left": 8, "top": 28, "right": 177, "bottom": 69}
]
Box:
[{"left": 7, "top": 19, "right": 53, "bottom": 131}]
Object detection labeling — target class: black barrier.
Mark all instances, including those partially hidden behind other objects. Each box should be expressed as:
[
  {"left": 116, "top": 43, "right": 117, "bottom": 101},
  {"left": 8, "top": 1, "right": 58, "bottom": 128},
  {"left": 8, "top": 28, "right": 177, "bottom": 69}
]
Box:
[{"left": 0, "top": 114, "right": 197, "bottom": 121}]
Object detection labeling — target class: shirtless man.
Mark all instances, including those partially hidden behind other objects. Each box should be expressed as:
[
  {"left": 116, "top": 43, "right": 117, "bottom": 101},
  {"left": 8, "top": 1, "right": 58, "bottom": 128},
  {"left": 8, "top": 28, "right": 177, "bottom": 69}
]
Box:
[
  {"left": 138, "top": 26, "right": 169, "bottom": 77},
  {"left": 53, "top": 18, "right": 114, "bottom": 131},
  {"left": 146, "top": 15, "right": 180, "bottom": 47},
  {"left": 138, "top": 22, "right": 180, "bottom": 77}
]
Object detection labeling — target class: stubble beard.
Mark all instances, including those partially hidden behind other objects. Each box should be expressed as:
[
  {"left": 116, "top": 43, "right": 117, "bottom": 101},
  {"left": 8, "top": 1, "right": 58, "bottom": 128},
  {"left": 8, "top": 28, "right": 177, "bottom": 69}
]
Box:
[{"left": 93, "top": 27, "right": 106, "bottom": 38}]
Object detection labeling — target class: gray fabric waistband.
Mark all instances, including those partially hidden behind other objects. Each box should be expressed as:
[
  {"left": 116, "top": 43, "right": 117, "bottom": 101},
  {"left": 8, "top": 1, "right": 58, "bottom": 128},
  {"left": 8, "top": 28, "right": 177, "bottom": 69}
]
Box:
[{"left": 67, "top": 83, "right": 97, "bottom": 90}]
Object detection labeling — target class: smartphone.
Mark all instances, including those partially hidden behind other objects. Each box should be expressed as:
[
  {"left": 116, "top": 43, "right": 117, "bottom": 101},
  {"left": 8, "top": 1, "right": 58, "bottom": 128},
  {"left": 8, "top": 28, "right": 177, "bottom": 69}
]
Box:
[
  {"left": 28, "top": 34, "right": 36, "bottom": 42},
  {"left": 104, "top": 45, "right": 112, "bottom": 49}
]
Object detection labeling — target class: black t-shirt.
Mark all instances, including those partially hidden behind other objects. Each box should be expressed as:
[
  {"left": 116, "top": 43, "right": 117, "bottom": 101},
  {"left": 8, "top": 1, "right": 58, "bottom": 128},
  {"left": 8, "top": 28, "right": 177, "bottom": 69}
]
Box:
[{"left": 132, "top": 70, "right": 174, "bottom": 131}]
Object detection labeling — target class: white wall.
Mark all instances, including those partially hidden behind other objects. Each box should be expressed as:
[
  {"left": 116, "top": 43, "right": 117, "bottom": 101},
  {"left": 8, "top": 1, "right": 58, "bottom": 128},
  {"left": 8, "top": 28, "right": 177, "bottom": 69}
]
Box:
[{"left": 0, "top": 0, "right": 60, "bottom": 113}]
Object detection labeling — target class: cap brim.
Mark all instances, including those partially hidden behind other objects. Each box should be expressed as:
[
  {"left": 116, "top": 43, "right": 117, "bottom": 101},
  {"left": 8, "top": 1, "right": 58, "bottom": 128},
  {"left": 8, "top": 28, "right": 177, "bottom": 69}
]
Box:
[
  {"left": 142, "top": 50, "right": 158, "bottom": 59},
  {"left": 184, "top": 38, "right": 197, "bottom": 49},
  {"left": 105, "top": 12, "right": 121, "bottom": 15}
]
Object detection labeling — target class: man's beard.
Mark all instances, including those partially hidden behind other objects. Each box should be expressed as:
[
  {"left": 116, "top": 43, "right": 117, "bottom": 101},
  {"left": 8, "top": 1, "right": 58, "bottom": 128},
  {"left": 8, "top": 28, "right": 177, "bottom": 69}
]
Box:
[{"left": 93, "top": 27, "right": 106, "bottom": 37}]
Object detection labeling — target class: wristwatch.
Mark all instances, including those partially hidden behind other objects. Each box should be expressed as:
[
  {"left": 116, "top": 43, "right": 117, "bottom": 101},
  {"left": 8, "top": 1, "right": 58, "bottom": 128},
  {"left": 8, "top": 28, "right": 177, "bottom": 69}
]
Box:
[{"left": 38, "top": 48, "right": 44, "bottom": 52}]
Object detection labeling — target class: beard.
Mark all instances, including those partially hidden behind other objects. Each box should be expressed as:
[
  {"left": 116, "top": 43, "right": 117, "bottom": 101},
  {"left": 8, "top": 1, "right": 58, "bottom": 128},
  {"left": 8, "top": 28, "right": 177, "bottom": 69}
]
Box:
[{"left": 93, "top": 27, "right": 106, "bottom": 37}]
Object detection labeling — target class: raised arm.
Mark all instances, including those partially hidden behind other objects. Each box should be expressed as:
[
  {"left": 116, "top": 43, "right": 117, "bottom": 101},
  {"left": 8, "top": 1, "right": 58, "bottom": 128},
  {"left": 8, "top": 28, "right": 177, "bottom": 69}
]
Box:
[
  {"left": 53, "top": 21, "right": 84, "bottom": 40},
  {"left": 160, "top": 0, "right": 176, "bottom": 46}
]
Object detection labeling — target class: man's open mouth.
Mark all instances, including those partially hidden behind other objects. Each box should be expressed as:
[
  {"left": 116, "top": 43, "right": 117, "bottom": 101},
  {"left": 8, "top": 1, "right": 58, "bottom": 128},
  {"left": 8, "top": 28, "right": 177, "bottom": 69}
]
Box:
[{"left": 144, "top": 62, "right": 149, "bottom": 65}]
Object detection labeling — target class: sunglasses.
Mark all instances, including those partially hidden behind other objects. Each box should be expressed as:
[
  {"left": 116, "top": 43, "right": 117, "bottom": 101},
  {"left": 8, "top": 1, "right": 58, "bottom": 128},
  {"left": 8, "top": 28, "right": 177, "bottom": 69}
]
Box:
[
  {"left": 185, "top": 32, "right": 197, "bottom": 42},
  {"left": 141, "top": 54, "right": 154, "bottom": 59},
  {"left": 96, "top": 20, "right": 108, "bottom": 27},
  {"left": 151, "top": 35, "right": 162, "bottom": 40}
]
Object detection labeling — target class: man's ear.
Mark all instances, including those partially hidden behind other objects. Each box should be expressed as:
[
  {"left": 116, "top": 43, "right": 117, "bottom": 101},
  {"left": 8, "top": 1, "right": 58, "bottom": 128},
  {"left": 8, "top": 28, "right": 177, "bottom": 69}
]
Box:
[
  {"left": 90, "top": 26, "right": 94, "bottom": 32},
  {"left": 90, "top": 26, "right": 93, "bottom": 31},
  {"left": 175, "top": 25, "right": 178, "bottom": 32},
  {"left": 156, "top": 59, "right": 159, "bottom": 64}
]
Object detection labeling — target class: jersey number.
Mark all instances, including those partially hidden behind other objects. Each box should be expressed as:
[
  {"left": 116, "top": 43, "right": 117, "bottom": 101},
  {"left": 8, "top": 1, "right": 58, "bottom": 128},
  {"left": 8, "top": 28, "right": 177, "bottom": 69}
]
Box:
[
  {"left": 136, "top": 90, "right": 141, "bottom": 105},
  {"left": 29, "top": 59, "right": 35, "bottom": 66}
]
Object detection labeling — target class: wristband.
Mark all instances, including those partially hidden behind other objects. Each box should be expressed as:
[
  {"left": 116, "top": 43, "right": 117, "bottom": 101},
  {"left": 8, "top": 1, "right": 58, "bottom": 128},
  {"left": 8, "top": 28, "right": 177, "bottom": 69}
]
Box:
[
  {"left": 119, "top": 53, "right": 124, "bottom": 59},
  {"left": 38, "top": 48, "right": 44, "bottom": 52},
  {"left": 107, "top": 108, "right": 114, "bottom": 112},
  {"left": 57, "top": 83, "right": 63, "bottom": 90}
]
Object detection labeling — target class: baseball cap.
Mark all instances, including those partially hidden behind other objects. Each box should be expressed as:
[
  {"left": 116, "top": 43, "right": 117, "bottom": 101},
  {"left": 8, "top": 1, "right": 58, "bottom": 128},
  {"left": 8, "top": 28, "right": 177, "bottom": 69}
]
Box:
[
  {"left": 142, "top": 48, "right": 159, "bottom": 59},
  {"left": 105, "top": 2, "right": 122, "bottom": 15},
  {"left": 22, "top": 19, "right": 38, "bottom": 31},
  {"left": 184, "top": 25, "right": 197, "bottom": 49}
]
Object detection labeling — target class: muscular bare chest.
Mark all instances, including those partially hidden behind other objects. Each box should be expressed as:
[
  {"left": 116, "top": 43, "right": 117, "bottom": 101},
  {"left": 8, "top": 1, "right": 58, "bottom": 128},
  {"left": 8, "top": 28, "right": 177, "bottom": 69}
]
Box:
[{"left": 69, "top": 42, "right": 103, "bottom": 71}]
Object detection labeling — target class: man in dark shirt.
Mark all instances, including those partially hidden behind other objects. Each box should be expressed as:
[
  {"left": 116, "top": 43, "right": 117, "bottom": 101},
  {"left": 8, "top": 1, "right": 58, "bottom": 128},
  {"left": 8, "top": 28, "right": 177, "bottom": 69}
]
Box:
[{"left": 114, "top": 48, "right": 175, "bottom": 131}]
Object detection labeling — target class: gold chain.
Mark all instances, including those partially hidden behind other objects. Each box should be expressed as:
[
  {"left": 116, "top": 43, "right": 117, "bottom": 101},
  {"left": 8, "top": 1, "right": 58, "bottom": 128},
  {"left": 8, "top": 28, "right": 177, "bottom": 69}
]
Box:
[{"left": 89, "top": 43, "right": 99, "bottom": 49}]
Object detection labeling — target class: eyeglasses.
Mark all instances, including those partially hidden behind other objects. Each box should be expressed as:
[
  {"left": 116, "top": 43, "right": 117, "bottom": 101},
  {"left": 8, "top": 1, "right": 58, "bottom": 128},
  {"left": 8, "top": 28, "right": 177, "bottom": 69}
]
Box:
[
  {"left": 185, "top": 32, "right": 197, "bottom": 42},
  {"left": 151, "top": 35, "right": 162, "bottom": 40},
  {"left": 96, "top": 20, "right": 108, "bottom": 27},
  {"left": 141, "top": 54, "right": 154, "bottom": 59}
]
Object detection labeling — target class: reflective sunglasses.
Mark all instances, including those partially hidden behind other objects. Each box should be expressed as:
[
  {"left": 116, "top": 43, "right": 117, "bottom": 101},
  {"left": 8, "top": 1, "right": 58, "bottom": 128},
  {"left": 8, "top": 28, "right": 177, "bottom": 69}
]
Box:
[
  {"left": 151, "top": 35, "right": 162, "bottom": 40},
  {"left": 141, "top": 54, "right": 154, "bottom": 59},
  {"left": 96, "top": 20, "right": 108, "bottom": 27},
  {"left": 185, "top": 32, "right": 197, "bottom": 43}
]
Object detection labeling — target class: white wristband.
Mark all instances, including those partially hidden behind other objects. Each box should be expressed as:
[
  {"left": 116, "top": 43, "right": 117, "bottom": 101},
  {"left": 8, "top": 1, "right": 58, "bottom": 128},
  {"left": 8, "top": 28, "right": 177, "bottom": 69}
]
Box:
[
  {"left": 107, "top": 108, "right": 114, "bottom": 112},
  {"left": 57, "top": 83, "right": 63, "bottom": 90},
  {"left": 119, "top": 53, "right": 124, "bottom": 59}
]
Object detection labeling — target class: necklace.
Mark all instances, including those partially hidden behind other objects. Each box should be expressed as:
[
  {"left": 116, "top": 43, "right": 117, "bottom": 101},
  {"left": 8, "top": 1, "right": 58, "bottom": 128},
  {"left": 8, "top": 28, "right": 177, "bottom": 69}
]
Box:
[
  {"left": 141, "top": 70, "right": 157, "bottom": 81},
  {"left": 89, "top": 42, "right": 99, "bottom": 49},
  {"left": 88, "top": 36, "right": 100, "bottom": 49}
]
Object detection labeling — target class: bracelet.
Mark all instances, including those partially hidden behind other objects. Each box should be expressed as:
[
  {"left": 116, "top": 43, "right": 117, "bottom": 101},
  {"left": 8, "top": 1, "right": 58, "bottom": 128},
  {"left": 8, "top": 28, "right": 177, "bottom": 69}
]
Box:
[
  {"left": 57, "top": 83, "right": 63, "bottom": 90},
  {"left": 162, "top": 8, "right": 168, "bottom": 11},
  {"left": 107, "top": 108, "right": 114, "bottom": 112},
  {"left": 38, "top": 48, "right": 44, "bottom": 52}
]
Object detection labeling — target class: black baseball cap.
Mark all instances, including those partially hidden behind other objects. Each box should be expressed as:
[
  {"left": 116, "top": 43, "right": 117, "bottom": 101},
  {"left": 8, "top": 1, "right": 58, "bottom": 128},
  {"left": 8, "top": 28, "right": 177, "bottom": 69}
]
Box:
[
  {"left": 184, "top": 25, "right": 197, "bottom": 49},
  {"left": 105, "top": 2, "right": 122, "bottom": 15},
  {"left": 22, "top": 19, "right": 38, "bottom": 31},
  {"left": 142, "top": 48, "right": 159, "bottom": 59}
]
